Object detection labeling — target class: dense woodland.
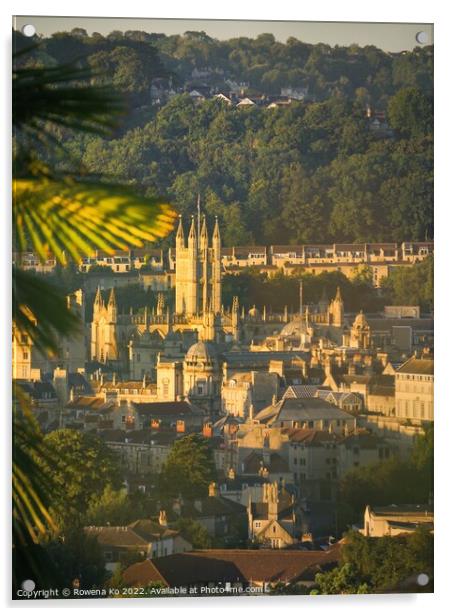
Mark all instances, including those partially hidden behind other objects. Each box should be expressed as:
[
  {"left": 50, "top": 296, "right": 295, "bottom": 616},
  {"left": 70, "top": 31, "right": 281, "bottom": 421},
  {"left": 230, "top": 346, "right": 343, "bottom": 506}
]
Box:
[{"left": 14, "top": 29, "right": 433, "bottom": 247}]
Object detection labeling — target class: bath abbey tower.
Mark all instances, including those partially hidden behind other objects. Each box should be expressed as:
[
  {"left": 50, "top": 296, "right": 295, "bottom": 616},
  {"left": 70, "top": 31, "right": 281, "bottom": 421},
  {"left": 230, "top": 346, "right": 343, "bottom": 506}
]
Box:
[{"left": 175, "top": 215, "right": 222, "bottom": 316}]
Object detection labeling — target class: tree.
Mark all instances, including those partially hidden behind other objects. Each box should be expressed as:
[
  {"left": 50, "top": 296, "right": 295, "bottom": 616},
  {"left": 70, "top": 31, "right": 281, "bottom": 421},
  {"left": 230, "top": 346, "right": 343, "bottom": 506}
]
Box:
[
  {"left": 312, "top": 562, "right": 370, "bottom": 595},
  {"left": 388, "top": 87, "right": 433, "bottom": 138},
  {"left": 380, "top": 256, "right": 433, "bottom": 311},
  {"left": 313, "top": 528, "right": 433, "bottom": 594},
  {"left": 159, "top": 434, "right": 216, "bottom": 500},
  {"left": 36, "top": 430, "right": 122, "bottom": 528},
  {"left": 85, "top": 485, "right": 150, "bottom": 526},
  {"left": 45, "top": 530, "right": 107, "bottom": 589},
  {"left": 172, "top": 517, "right": 212, "bottom": 548}
]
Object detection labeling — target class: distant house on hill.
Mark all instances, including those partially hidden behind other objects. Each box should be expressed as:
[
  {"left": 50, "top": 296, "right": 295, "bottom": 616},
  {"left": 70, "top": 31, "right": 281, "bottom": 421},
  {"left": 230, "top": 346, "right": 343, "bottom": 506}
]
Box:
[{"left": 236, "top": 97, "right": 256, "bottom": 107}]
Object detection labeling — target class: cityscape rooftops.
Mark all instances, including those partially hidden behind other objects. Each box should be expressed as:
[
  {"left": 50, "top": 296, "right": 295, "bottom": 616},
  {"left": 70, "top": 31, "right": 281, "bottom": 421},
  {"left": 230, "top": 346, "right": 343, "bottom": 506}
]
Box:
[{"left": 122, "top": 545, "right": 342, "bottom": 587}]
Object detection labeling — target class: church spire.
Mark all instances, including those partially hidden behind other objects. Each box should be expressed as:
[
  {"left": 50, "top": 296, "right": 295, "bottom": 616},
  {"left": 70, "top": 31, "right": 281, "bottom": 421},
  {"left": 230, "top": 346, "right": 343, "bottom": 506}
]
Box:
[
  {"left": 176, "top": 215, "right": 185, "bottom": 248},
  {"left": 200, "top": 214, "right": 208, "bottom": 251},
  {"left": 335, "top": 286, "right": 342, "bottom": 302},
  {"left": 108, "top": 287, "right": 116, "bottom": 307},
  {"left": 94, "top": 286, "right": 104, "bottom": 310},
  {"left": 212, "top": 215, "right": 221, "bottom": 248},
  {"left": 107, "top": 288, "right": 117, "bottom": 322},
  {"left": 188, "top": 215, "right": 197, "bottom": 250}
]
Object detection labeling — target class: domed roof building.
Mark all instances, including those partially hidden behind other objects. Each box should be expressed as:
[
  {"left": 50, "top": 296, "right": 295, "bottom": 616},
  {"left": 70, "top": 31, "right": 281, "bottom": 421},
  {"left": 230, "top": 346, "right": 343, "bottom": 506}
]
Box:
[
  {"left": 185, "top": 340, "right": 219, "bottom": 367},
  {"left": 183, "top": 340, "right": 222, "bottom": 414},
  {"left": 349, "top": 310, "right": 371, "bottom": 349}
]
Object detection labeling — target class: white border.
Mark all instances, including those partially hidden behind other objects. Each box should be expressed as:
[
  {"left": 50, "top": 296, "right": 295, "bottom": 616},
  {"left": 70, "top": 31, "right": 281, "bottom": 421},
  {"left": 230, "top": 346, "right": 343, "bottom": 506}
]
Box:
[{"left": 2, "top": 0, "right": 450, "bottom": 613}]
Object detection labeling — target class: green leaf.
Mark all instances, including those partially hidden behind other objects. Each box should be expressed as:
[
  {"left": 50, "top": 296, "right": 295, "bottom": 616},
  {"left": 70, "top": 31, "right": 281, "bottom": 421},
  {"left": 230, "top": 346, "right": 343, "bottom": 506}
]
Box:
[{"left": 13, "top": 178, "right": 177, "bottom": 264}]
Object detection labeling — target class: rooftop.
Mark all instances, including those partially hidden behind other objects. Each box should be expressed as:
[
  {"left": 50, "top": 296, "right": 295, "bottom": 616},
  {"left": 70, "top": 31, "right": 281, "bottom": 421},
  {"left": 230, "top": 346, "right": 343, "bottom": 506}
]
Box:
[
  {"left": 122, "top": 545, "right": 342, "bottom": 587},
  {"left": 396, "top": 357, "right": 434, "bottom": 376},
  {"left": 255, "top": 397, "right": 355, "bottom": 425}
]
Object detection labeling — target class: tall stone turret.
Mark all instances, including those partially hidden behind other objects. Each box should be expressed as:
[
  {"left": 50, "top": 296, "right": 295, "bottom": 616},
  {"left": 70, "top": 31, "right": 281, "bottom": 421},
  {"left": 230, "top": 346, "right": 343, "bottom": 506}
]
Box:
[
  {"left": 200, "top": 216, "right": 209, "bottom": 314},
  {"left": 329, "top": 286, "right": 344, "bottom": 327},
  {"left": 91, "top": 287, "right": 118, "bottom": 362},
  {"left": 175, "top": 215, "right": 185, "bottom": 249},
  {"left": 232, "top": 296, "right": 240, "bottom": 342},
  {"left": 174, "top": 208, "right": 222, "bottom": 317},
  {"left": 211, "top": 216, "right": 222, "bottom": 314},
  {"left": 107, "top": 288, "right": 117, "bottom": 324}
]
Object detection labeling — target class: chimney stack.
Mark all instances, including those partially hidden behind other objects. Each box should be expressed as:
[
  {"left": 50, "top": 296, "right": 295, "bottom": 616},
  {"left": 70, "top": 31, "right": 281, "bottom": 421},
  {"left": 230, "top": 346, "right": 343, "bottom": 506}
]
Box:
[
  {"left": 203, "top": 422, "right": 213, "bottom": 438},
  {"left": 208, "top": 482, "right": 218, "bottom": 497},
  {"left": 158, "top": 510, "right": 168, "bottom": 527}
]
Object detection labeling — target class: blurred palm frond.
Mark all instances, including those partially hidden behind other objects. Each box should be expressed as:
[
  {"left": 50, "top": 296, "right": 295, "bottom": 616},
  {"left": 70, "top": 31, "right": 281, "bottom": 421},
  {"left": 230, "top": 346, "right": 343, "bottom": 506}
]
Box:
[
  {"left": 13, "top": 62, "right": 125, "bottom": 137},
  {"left": 12, "top": 390, "right": 62, "bottom": 586},
  {"left": 13, "top": 178, "right": 177, "bottom": 265}
]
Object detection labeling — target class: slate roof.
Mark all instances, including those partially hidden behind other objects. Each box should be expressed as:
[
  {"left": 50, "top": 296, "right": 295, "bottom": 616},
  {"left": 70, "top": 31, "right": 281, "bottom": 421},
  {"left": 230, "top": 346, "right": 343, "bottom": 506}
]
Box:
[
  {"left": 182, "top": 496, "right": 246, "bottom": 519},
  {"left": 85, "top": 518, "right": 179, "bottom": 549},
  {"left": 396, "top": 357, "right": 434, "bottom": 375},
  {"left": 370, "top": 504, "right": 433, "bottom": 518},
  {"left": 317, "top": 390, "right": 361, "bottom": 404},
  {"left": 283, "top": 385, "right": 319, "bottom": 399},
  {"left": 16, "top": 380, "right": 58, "bottom": 401},
  {"left": 65, "top": 396, "right": 114, "bottom": 411},
  {"left": 122, "top": 546, "right": 342, "bottom": 587},
  {"left": 255, "top": 397, "right": 354, "bottom": 425}
]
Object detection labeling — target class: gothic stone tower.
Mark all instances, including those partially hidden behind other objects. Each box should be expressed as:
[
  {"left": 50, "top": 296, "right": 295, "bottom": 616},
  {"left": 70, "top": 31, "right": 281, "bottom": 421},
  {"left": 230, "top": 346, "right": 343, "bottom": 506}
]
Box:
[
  {"left": 90, "top": 287, "right": 118, "bottom": 362},
  {"left": 328, "top": 286, "right": 344, "bottom": 327},
  {"left": 175, "top": 214, "right": 221, "bottom": 316}
]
